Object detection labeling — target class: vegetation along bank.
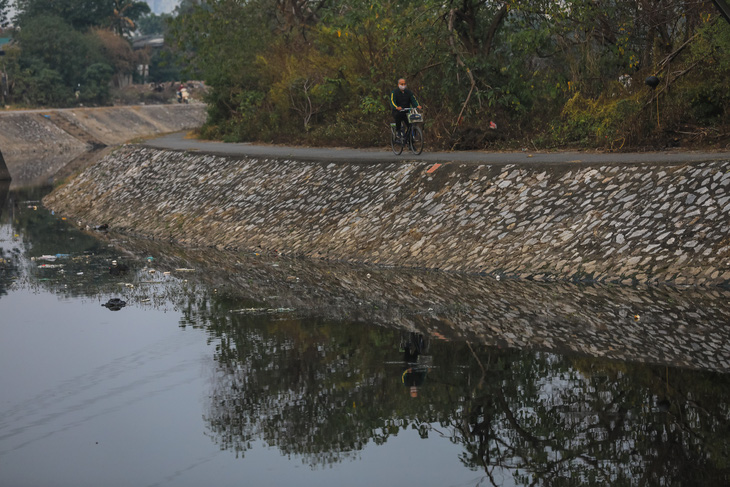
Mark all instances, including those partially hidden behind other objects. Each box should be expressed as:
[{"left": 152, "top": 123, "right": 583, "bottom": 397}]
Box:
[{"left": 166, "top": 0, "right": 730, "bottom": 150}]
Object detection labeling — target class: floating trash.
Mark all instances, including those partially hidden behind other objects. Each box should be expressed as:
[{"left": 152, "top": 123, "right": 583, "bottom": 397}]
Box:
[
  {"left": 230, "top": 308, "right": 295, "bottom": 315},
  {"left": 175, "top": 268, "right": 195, "bottom": 272},
  {"left": 109, "top": 260, "right": 129, "bottom": 276},
  {"left": 102, "top": 298, "right": 127, "bottom": 311}
]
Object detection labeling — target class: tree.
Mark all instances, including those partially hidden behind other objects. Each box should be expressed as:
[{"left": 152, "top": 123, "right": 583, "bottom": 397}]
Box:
[
  {"left": 14, "top": 0, "right": 115, "bottom": 30},
  {"left": 12, "top": 15, "right": 113, "bottom": 106},
  {"left": 15, "top": 0, "right": 150, "bottom": 35},
  {"left": 166, "top": 0, "right": 730, "bottom": 149},
  {"left": 93, "top": 28, "right": 146, "bottom": 88},
  {"left": 0, "top": 0, "right": 10, "bottom": 29},
  {"left": 137, "top": 12, "right": 172, "bottom": 35},
  {"left": 108, "top": 0, "right": 151, "bottom": 36}
]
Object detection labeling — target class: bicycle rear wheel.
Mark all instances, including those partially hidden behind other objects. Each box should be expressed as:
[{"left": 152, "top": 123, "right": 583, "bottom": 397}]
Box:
[
  {"left": 410, "top": 125, "right": 424, "bottom": 155},
  {"left": 391, "top": 129, "right": 404, "bottom": 155}
]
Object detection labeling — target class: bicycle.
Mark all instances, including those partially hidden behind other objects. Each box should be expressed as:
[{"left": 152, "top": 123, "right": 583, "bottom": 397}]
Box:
[{"left": 390, "top": 108, "right": 424, "bottom": 155}]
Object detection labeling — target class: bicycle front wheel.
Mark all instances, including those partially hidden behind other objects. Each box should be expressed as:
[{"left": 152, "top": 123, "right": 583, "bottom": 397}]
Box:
[
  {"left": 410, "top": 125, "right": 424, "bottom": 155},
  {"left": 391, "top": 129, "right": 404, "bottom": 155}
]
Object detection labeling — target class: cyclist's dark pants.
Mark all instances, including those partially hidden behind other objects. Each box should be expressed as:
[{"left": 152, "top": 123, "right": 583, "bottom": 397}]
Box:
[{"left": 393, "top": 110, "right": 409, "bottom": 134}]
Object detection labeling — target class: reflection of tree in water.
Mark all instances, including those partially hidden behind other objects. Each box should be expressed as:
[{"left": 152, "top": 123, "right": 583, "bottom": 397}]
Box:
[
  {"left": 189, "top": 301, "right": 449, "bottom": 464},
  {"left": 447, "top": 353, "right": 730, "bottom": 486},
  {"left": 182, "top": 296, "right": 730, "bottom": 484},
  {"left": 0, "top": 245, "right": 20, "bottom": 298},
  {"left": 0, "top": 184, "right": 20, "bottom": 298},
  {"left": 7, "top": 187, "right": 730, "bottom": 482}
]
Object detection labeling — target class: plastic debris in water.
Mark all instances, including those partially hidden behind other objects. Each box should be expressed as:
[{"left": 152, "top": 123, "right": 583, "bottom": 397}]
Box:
[
  {"left": 102, "top": 298, "right": 127, "bottom": 311},
  {"left": 110, "top": 260, "right": 129, "bottom": 276}
]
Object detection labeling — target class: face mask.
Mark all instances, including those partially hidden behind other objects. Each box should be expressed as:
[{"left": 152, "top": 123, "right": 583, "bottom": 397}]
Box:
[{"left": 399, "top": 84, "right": 406, "bottom": 90}]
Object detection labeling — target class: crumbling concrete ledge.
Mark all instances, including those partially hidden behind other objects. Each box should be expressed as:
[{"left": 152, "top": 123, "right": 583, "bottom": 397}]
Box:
[{"left": 44, "top": 145, "right": 730, "bottom": 286}]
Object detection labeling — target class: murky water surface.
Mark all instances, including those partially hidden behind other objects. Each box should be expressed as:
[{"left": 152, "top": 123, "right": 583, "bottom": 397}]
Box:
[{"left": 1, "top": 185, "right": 730, "bottom": 487}]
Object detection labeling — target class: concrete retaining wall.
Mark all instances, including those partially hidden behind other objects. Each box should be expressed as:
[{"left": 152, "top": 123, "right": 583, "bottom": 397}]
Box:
[
  {"left": 44, "top": 145, "right": 730, "bottom": 286},
  {"left": 0, "top": 104, "right": 206, "bottom": 186}
]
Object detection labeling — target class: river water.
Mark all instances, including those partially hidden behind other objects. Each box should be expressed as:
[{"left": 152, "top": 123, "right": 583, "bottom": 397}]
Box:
[{"left": 1, "top": 185, "right": 730, "bottom": 487}]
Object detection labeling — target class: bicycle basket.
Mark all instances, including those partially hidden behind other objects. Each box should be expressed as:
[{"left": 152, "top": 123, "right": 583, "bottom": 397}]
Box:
[{"left": 408, "top": 112, "right": 423, "bottom": 123}]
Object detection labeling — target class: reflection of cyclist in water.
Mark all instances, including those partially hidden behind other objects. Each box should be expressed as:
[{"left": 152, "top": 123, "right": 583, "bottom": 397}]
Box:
[{"left": 400, "top": 332, "right": 429, "bottom": 398}]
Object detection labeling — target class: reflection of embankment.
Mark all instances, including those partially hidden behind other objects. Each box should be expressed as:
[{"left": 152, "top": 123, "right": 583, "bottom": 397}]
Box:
[
  {"left": 105, "top": 237, "right": 730, "bottom": 484},
  {"left": 101, "top": 235, "right": 730, "bottom": 374}
]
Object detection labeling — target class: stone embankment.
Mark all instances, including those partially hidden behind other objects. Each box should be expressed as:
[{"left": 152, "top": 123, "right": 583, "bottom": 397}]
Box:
[
  {"left": 0, "top": 104, "right": 205, "bottom": 186},
  {"left": 45, "top": 145, "right": 730, "bottom": 286}
]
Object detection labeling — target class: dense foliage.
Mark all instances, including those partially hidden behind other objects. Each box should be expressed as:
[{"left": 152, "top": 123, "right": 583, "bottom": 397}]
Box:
[
  {"left": 168, "top": 0, "right": 730, "bottom": 149},
  {"left": 2, "top": 0, "right": 151, "bottom": 107}
]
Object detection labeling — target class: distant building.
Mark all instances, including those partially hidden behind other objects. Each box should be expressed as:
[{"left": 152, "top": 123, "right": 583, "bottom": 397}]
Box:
[
  {"left": 132, "top": 36, "right": 165, "bottom": 84},
  {"left": 132, "top": 36, "right": 165, "bottom": 51}
]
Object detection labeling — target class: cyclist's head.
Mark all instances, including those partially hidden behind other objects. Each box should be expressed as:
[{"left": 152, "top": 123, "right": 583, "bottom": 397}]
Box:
[{"left": 398, "top": 78, "right": 406, "bottom": 90}]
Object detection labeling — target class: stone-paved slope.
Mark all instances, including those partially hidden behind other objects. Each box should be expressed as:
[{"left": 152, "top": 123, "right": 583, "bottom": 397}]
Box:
[{"left": 45, "top": 146, "right": 730, "bottom": 286}]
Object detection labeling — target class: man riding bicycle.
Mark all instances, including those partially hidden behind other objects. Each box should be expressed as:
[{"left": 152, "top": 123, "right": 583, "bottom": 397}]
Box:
[{"left": 391, "top": 78, "right": 422, "bottom": 140}]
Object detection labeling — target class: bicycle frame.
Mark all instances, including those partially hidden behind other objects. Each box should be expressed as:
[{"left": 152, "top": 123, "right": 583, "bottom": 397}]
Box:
[{"left": 390, "top": 108, "right": 424, "bottom": 155}]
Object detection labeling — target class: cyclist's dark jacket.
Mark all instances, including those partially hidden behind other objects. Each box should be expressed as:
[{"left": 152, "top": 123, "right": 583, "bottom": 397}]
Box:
[{"left": 390, "top": 88, "right": 419, "bottom": 113}]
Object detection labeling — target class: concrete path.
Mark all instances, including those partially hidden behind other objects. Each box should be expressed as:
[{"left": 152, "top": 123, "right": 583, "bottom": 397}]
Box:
[{"left": 145, "top": 131, "right": 730, "bottom": 166}]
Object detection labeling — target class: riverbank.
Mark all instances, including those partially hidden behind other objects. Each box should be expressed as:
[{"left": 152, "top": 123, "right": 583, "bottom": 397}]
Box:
[
  {"left": 0, "top": 104, "right": 206, "bottom": 187},
  {"left": 44, "top": 144, "right": 730, "bottom": 286}
]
